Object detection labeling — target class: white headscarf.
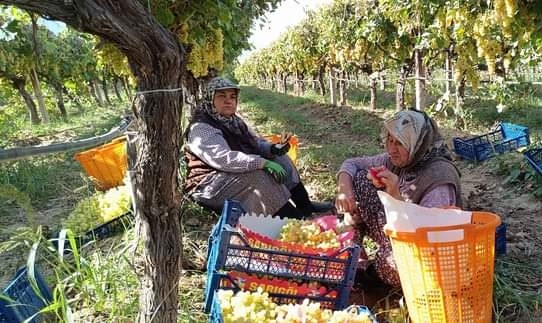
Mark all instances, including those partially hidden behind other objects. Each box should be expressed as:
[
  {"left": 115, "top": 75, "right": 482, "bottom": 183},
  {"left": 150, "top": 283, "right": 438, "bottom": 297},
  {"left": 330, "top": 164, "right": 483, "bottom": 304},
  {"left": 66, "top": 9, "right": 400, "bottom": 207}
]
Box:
[{"left": 382, "top": 110, "right": 448, "bottom": 169}]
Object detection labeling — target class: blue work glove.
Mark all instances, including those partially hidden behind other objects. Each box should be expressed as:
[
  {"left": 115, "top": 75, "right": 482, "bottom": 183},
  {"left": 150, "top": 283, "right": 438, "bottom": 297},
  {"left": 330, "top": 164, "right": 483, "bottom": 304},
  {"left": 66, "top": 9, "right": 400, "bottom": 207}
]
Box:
[
  {"left": 263, "top": 160, "right": 286, "bottom": 184},
  {"left": 270, "top": 142, "right": 290, "bottom": 156}
]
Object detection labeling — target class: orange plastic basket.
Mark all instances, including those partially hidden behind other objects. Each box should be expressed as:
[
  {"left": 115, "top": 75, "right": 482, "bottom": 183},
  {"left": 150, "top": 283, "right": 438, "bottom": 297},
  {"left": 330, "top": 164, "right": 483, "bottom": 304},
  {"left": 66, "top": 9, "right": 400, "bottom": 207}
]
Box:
[
  {"left": 264, "top": 134, "right": 299, "bottom": 165},
  {"left": 384, "top": 212, "right": 501, "bottom": 323},
  {"left": 74, "top": 137, "right": 127, "bottom": 191}
]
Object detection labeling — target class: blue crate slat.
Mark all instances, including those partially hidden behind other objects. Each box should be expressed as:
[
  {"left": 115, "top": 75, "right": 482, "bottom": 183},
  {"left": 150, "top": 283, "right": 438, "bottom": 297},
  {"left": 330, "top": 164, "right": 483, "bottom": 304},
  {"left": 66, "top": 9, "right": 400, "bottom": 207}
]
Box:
[
  {"left": 453, "top": 123, "right": 530, "bottom": 162},
  {"left": 0, "top": 267, "right": 52, "bottom": 323},
  {"left": 204, "top": 200, "right": 361, "bottom": 313},
  {"left": 495, "top": 222, "right": 507, "bottom": 256},
  {"left": 209, "top": 289, "right": 377, "bottom": 323},
  {"left": 524, "top": 148, "right": 542, "bottom": 176}
]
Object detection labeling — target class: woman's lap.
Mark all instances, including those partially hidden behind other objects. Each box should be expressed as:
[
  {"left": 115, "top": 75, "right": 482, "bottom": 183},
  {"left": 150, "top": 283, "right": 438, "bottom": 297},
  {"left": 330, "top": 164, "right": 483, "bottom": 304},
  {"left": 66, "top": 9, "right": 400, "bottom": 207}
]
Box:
[
  {"left": 192, "top": 169, "right": 290, "bottom": 215},
  {"left": 352, "top": 169, "right": 400, "bottom": 287}
]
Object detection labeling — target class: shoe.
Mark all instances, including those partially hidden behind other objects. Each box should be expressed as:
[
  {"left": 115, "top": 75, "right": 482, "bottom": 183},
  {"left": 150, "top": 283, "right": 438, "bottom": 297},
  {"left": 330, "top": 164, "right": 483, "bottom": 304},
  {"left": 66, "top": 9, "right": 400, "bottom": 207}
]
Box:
[{"left": 310, "top": 201, "right": 335, "bottom": 213}]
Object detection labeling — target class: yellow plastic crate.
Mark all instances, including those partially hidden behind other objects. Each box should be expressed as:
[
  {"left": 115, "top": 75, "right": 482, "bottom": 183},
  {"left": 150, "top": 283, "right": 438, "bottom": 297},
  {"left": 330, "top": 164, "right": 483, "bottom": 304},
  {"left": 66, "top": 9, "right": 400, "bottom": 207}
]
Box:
[{"left": 74, "top": 137, "right": 127, "bottom": 191}]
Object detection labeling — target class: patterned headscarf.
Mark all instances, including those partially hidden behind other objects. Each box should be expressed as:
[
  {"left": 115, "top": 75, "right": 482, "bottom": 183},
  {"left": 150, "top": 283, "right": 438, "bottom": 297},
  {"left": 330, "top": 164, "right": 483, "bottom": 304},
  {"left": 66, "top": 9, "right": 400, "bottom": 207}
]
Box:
[
  {"left": 199, "top": 77, "right": 245, "bottom": 136},
  {"left": 382, "top": 110, "right": 451, "bottom": 170}
]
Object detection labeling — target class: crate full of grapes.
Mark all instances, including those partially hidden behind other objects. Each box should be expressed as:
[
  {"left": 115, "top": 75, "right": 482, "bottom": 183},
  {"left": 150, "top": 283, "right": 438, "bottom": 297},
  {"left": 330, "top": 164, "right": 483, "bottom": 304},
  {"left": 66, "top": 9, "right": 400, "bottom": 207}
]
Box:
[
  {"left": 50, "top": 184, "right": 134, "bottom": 250},
  {"left": 204, "top": 200, "right": 361, "bottom": 313}
]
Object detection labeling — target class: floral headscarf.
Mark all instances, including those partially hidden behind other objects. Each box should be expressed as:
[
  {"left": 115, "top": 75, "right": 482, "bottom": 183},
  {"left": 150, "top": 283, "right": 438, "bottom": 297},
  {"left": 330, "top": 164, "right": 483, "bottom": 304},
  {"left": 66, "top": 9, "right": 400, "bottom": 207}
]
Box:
[
  {"left": 198, "top": 77, "right": 245, "bottom": 136},
  {"left": 382, "top": 110, "right": 451, "bottom": 170}
]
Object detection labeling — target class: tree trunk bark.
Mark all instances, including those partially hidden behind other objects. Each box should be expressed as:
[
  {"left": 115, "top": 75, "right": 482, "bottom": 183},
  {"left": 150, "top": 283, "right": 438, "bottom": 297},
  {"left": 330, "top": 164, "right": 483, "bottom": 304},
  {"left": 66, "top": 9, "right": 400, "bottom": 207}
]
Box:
[
  {"left": 30, "top": 67, "right": 49, "bottom": 123},
  {"left": 370, "top": 75, "right": 377, "bottom": 110},
  {"left": 318, "top": 65, "right": 325, "bottom": 96},
  {"left": 11, "top": 76, "right": 40, "bottom": 124},
  {"left": 328, "top": 69, "right": 337, "bottom": 105},
  {"left": 338, "top": 71, "right": 347, "bottom": 106},
  {"left": 414, "top": 49, "right": 426, "bottom": 111},
  {"left": 445, "top": 48, "right": 453, "bottom": 95},
  {"left": 379, "top": 72, "right": 385, "bottom": 90},
  {"left": 123, "top": 76, "right": 132, "bottom": 98},
  {"left": 455, "top": 77, "right": 466, "bottom": 129},
  {"left": 113, "top": 77, "right": 124, "bottom": 101},
  {"left": 0, "top": 2, "right": 188, "bottom": 322},
  {"left": 53, "top": 83, "right": 68, "bottom": 121},
  {"left": 396, "top": 65, "right": 408, "bottom": 111},
  {"left": 281, "top": 74, "right": 287, "bottom": 93},
  {"left": 299, "top": 72, "right": 305, "bottom": 95},
  {"left": 90, "top": 79, "right": 105, "bottom": 107},
  {"left": 101, "top": 75, "right": 112, "bottom": 105}
]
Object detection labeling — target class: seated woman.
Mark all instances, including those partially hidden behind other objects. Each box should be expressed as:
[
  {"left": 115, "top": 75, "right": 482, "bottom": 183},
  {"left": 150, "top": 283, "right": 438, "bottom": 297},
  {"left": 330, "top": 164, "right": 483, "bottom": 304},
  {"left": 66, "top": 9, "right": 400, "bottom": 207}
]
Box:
[
  {"left": 184, "top": 77, "right": 332, "bottom": 218},
  {"left": 335, "top": 110, "right": 462, "bottom": 288}
]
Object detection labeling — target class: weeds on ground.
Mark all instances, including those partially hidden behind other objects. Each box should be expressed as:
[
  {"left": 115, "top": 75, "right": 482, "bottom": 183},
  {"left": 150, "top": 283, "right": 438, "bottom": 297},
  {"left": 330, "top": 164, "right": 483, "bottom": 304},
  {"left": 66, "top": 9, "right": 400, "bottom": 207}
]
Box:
[
  {"left": 487, "top": 153, "right": 542, "bottom": 198},
  {"left": 493, "top": 258, "right": 542, "bottom": 322}
]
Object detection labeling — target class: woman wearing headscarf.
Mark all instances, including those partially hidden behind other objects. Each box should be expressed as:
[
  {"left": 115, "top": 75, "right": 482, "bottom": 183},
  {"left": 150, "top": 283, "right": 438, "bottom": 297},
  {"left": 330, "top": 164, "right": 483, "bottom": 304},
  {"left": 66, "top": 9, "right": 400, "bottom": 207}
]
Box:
[
  {"left": 184, "top": 77, "right": 333, "bottom": 218},
  {"left": 335, "top": 109, "right": 462, "bottom": 288}
]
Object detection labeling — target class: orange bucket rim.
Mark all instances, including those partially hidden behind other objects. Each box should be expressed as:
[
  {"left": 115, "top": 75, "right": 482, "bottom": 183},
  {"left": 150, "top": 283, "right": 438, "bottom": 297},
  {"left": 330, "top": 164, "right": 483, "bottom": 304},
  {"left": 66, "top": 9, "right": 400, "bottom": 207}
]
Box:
[{"left": 384, "top": 211, "right": 501, "bottom": 241}]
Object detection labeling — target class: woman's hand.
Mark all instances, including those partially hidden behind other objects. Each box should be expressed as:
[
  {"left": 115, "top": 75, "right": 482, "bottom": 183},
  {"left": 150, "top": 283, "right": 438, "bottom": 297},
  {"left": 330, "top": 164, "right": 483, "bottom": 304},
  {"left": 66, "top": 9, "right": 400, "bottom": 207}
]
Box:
[
  {"left": 374, "top": 168, "right": 402, "bottom": 200},
  {"left": 263, "top": 160, "right": 286, "bottom": 184},
  {"left": 336, "top": 173, "right": 358, "bottom": 216}
]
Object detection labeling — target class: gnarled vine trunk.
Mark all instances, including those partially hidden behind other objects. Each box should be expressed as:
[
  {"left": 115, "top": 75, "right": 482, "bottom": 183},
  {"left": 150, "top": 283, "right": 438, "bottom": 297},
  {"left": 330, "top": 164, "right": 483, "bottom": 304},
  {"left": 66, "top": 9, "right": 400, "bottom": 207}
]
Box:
[
  {"left": 10, "top": 75, "right": 40, "bottom": 124},
  {"left": 0, "top": 1, "right": 185, "bottom": 322}
]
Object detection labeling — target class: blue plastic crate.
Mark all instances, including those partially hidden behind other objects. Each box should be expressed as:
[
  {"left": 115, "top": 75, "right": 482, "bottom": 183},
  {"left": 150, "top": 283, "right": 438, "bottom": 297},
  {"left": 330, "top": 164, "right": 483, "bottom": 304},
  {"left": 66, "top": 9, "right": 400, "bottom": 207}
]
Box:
[
  {"left": 453, "top": 123, "right": 530, "bottom": 162},
  {"left": 204, "top": 200, "right": 361, "bottom": 313},
  {"left": 495, "top": 222, "right": 507, "bottom": 256},
  {"left": 0, "top": 267, "right": 52, "bottom": 323},
  {"left": 209, "top": 289, "right": 376, "bottom": 323},
  {"left": 524, "top": 148, "right": 542, "bottom": 176}
]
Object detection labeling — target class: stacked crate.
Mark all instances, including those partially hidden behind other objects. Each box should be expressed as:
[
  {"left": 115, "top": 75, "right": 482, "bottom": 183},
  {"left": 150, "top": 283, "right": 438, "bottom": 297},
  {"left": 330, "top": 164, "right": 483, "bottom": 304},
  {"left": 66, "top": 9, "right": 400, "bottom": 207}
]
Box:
[{"left": 204, "top": 200, "right": 362, "bottom": 322}]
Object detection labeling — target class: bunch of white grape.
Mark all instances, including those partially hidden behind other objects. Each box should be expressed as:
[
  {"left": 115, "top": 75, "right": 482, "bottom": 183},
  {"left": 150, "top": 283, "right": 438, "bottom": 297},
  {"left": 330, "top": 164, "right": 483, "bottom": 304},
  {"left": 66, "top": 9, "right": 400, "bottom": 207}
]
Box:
[
  {"left": 217, "top": 289, "right": 372, "bottom": 323},
  {"left": 63, "top": 185, "right": 132, "bottom": 234},
  {"left": 217, "top": 288, "right": 277, "bottom": 323},
  {"left": 63, "top": 195, "right": 102, "bottom": 235},
  {"left": 98, "top": 185, "right": 131, "bottom": 222},
  {"left": 279, "top": 219, "right": 340, "bottom": 249}
]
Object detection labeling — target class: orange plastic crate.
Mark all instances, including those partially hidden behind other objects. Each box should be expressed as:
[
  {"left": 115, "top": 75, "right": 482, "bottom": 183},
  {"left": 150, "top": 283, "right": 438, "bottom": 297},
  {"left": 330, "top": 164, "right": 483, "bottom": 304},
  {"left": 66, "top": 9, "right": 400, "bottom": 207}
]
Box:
[
  {"left": 385, "top": 212, "right": 501, "bottom": 323},
  {"left": 74, "top": 137, "right": 127, "bottom": 191},
  {"left": 264, "top": 134, "right": 299, "bottom": 165}
]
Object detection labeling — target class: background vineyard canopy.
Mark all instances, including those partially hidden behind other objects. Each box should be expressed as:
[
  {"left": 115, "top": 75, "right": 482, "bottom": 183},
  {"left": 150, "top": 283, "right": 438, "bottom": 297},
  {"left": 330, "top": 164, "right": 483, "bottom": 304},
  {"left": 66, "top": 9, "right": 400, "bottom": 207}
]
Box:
[{"left": 235, "top": 0, "right": 542, "bottom": 111}]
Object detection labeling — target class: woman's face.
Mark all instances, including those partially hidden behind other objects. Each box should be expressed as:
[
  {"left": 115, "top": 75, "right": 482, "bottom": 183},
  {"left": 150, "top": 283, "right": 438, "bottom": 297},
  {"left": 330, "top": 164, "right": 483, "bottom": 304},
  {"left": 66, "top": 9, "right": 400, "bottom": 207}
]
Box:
[
  {"left": 213, "top": 89, "right": 238, "bottom": 117},
  {"left": 386, "top": 133, "right": 410, "bottom": 167}
]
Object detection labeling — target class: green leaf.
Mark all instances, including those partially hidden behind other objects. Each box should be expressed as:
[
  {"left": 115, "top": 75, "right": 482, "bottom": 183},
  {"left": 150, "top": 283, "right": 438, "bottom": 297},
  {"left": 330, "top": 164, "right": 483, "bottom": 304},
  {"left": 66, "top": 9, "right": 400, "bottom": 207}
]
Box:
[{"left": 5, "top": 19, "right": 20, "bottom": 33}]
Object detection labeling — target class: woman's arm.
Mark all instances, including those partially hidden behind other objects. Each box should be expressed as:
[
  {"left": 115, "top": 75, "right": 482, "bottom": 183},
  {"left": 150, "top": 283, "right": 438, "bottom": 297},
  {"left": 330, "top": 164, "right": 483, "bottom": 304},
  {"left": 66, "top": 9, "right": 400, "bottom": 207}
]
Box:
[
  {"left": 187, "top": 122, "right": 265, "bottom": 172},
  {"left": 418, "top": 184, "right": 457, "bottom": 208},
  {"left": 337, "top": 153, "right": 389, "bottom": 178}
]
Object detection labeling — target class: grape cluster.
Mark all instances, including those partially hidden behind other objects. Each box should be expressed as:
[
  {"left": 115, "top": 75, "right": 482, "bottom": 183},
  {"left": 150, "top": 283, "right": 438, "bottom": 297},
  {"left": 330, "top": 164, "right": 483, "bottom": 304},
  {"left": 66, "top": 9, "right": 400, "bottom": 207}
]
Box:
[
  {"left": 63, "top": 185, "right": 132, "bottom": 234},
  {"left": 186, "top": 28, "right": 224, "bottom": 77},
  {"left": 279, "top": 219, "right": 340, "bottom": 249},
  {"left": 217, "top": 289, "right": 372, "bottom": 323}
]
